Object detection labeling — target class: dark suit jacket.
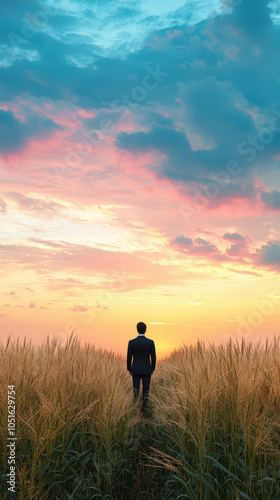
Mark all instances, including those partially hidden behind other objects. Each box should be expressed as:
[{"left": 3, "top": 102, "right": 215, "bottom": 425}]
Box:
[{"left": 127, "top": 335, "right": 156, "bottom": 375}]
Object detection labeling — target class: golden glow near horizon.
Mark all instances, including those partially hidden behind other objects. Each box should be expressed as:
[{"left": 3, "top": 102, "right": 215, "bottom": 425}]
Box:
[{"left": 1, "top": 227, "right": 280, "bottom": 359}]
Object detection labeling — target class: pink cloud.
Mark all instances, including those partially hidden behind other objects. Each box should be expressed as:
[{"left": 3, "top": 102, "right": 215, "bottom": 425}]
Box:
[
  {"left": 223, "top": 232, "right": 248, "bottom": 256},
  {"left": 71, "top": 305, "right": 88, "bottom": 312},
  {"left": 4, "top": 290, "right": 16, "bottom": 297}
]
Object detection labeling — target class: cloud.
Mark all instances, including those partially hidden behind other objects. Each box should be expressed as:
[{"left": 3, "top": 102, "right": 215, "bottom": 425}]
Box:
[
  {"left": 4, "top": 290, "right": 16, "bottom": 297},
  {"left": 255, "top": 241, "right": 280, "bottom": 269},
  {"left": 170, "top": 232, "right": 280, "bottom": 272},
  {"left": 0, "top": 109, "right": 62, "bottom": 154},
  {"left": 0, "top": 198, "right": 7, "bottom": 213},
  {"left": 116, "top": 125, "right": 200, "bottom": 182},
  {"left": 226, "top": 267, "right": 262, "bottom": 277},
  {"left": 71, "top": 305, "right": 88, "bottom": 312},
  {"left": 223, "top": 232, "right": 245, "bottom": 242},
  {"left": 170, "top": 234, "right": 224, "bottom": 259},
  {"left": 0, "top": 238, "right": 183, "bottom": 291},
  {"left": 111, "top": 0, "right": 280, "bottom": 206},
  {"left": 261, "top": 190, "right": 280, "bottom": 210},
  {"left": 28, "top": 301, "right": 36, "bottom": 308},
  {"left": 83, "top": 110, "right": 122, "bottom": 133},
  {"left": 44, "top": 277, "right": 87, "bottom": 292},
  {"left": 6, "top": 192, "right": 63, "bottom": 217},
  {"left": 180, "top": 77, "right": 255, "bottom": 152},
  {"left": 188, "top": 181, "right": 258, "bottom": 211},
  {"left": 0, "top": 0, "right": 279, "bottom": 213},
  {"left": 228, "top": 0, "right": 273, "bottom": 40},
  {"left": 171, "top": 235, "right": 218, "bottom": 253},
  {"left": 223, "top": 232, "right": 247, "bottom": 255},
  {"left": 172, "top": 235, "right": 192, "bottom": 245},
  {"left": 0, "top": 313, "right": 8, "bottom": 317}
]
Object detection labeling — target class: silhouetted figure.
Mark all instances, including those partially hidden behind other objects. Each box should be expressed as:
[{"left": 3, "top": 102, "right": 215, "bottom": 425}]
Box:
[{"left": 127, "top": 322, "right": 156, "bottom": 413}]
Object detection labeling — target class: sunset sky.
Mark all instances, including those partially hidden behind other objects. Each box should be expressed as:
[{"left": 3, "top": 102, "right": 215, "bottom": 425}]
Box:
[{"left": 1, "top": 0, "right": 280, "bottom": 359}]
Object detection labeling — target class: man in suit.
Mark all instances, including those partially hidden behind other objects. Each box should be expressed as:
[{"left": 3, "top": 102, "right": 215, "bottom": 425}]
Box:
[{"left": 127, "top": 322, "right": 156, "bottom": 413}]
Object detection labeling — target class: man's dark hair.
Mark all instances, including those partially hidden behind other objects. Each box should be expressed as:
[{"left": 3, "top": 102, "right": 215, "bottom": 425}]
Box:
[{"left": 137, "top": 322, "right": 146, "bottom": 334}]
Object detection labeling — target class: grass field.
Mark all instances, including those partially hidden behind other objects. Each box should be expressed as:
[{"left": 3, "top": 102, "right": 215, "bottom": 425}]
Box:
[{"left": 1, "top": 333, "right": 280, "bottom": 499}]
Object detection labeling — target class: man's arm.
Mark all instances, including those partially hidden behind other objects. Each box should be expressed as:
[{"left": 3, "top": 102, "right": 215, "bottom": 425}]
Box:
[
  {"left": 151, "top": 341, "right": 156, "bottom": 372},
  {"left": 127, "top": 341, "right": 133, "bottom": 372}
]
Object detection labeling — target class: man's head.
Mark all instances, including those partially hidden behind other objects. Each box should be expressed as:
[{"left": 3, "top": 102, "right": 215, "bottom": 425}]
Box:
[{"left": 137, "top": 322, "right": 146, "bottom": 334}]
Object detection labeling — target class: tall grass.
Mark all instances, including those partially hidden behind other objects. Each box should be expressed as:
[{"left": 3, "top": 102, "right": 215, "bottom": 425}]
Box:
[
  {"left": 0, "top": 333, "right": 280, "bottom": 499},
  {"left": 149, "top": 337, "right": 280, "bottom": 499}
]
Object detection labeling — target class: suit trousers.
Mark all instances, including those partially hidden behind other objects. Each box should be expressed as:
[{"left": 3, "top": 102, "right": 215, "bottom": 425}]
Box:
[{"left": 132, "top": 373, "right": 151, "bottom": 411}]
